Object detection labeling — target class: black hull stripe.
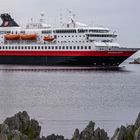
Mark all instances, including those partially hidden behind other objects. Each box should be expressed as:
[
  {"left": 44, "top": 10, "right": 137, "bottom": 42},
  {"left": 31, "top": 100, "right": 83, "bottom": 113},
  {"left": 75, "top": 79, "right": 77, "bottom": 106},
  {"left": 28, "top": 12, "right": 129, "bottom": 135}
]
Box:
[{"left": 0, "top": 56, "right": 129, "bottom": 67}]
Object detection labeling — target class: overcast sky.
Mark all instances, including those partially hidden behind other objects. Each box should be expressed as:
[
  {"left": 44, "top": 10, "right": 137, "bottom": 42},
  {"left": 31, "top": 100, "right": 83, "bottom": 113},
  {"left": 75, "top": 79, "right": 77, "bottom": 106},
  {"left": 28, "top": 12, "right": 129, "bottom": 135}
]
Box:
[{"left": 0, "top": 0, "right": 140, "bottom": 56}]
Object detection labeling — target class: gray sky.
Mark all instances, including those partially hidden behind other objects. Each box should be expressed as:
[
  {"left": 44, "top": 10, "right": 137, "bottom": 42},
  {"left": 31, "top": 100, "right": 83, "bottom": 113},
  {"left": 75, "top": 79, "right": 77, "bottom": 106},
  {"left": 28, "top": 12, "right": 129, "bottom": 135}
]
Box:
[{"left": 0, "top": 0, "right": 140, "bottom": 56}]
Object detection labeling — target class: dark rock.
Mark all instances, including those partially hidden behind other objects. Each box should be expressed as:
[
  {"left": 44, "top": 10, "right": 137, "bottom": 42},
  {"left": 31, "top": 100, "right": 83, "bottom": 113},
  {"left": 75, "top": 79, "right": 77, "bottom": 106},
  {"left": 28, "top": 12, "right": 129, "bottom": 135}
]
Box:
[
  {"left": 27, "top": 119, "right": 41, "bottom": 140},
  {"left": 0, "top": 124, "right": 2, "bottom": 133},
  {"left": 0, "top": 133, "right": 8, "bottom": 140},
  {"left": 41, "top": 136, "right": 46, "bottom": 140},
  {"left": 18, "top": 111, "right": 30, "bottom": 133},
  {"left": 0, "top": 124, "right": 10, "bottom": 135},
  {"left": 4, "top": 113, "right": 22, "bottom": 131},
  {"left": 111, "top": 125, "right": 138, "bottom": 140},
  {"left": 85, "top": 121, "right": 95, "bottom": 133},
  {"left": 2, "top": 111, "right": 41, "bottom": 140},
  {"left": 80, "top": 121, "right": 95, "bottom": 140},
  {"left": 72, "top": 121, "right": 108, "bottom": 140},
  {"left": 134, "top": 127, "right": 140, "bottom": 140},
  {"left": 72, "top": 129, "right": 80, "bottom": 140},
  {"left": 126, "top": 125, "right": 137, "bottom": 140},
  {"left": 4, "top": 111, "right": 140, "bottom": 140},
  {"left": 4, "top": 111, "right": 30, "bottom": 132},
  {"left": 11, "top": 130, "right": 21, "bottom": 140},
  {"left": 46, "top": 134, "right": 65, "bottom": 140},
  {"left": 93, "top": 128, "right": 109, "bottom": 140},
  {"left": 111, "top": 125, "right": 127, "bottom": 140},
  {"left": 20, "top": 134, "right": 29, "bottom": 140},
  {"left": 135, "top": 113, "right": 140, "bottom": 128}
]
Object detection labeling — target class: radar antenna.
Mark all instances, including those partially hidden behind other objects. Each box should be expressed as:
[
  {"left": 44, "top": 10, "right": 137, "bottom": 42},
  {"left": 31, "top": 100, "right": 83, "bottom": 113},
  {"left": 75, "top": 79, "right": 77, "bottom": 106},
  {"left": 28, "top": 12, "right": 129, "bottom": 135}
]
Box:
[{"left": 67, "top": 10, "right": 76, "bottom": 28}]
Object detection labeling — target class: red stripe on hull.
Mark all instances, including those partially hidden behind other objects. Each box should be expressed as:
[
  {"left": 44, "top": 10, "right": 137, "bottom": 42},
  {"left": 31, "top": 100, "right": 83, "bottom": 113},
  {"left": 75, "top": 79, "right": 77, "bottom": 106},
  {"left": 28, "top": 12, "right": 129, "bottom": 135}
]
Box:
[{"left": 0, "top": 50, "right": 136, "bottom": 57}]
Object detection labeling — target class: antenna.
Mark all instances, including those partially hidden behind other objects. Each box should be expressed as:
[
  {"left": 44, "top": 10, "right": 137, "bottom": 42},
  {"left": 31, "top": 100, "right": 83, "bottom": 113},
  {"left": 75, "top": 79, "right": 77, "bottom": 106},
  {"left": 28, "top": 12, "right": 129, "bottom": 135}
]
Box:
[
  {"left": 30, "top": 18, "right": 33, "bottom": 23},
  {"left": 60, "top": 12, "right": 63, "bottom": 27},
  {"left": 67, "top": 10, "right": 76, "bottom": 28},
  {"left": 40, "top": 12, "right": 45, "bottom": 23}
]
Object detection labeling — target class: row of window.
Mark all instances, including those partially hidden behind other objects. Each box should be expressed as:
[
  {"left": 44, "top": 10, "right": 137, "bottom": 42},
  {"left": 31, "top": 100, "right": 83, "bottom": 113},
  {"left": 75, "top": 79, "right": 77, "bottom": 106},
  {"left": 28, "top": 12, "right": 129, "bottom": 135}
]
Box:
[
  {"left": 53, "top": 29, "right": 109, "bottom": 33},
  {"left": 87, "top": 34, "right": 117, "bottom": 38},
  {"left": 54, "top": 29, "right": 77, "bottom": 33},
  {"left": 0, "top": 46, "right": 92, "bottom": 50},
  {"left": 0, "top": 31, "right": 11, "bottom": 34},
  {"left": 42, "top": 30, "right": 52, "bottom": 34},
  {"left": 89, "top": 30, "right": 108, "bottom": 33},
  {"left": 56, "top": 40, "right": 91, "bottom": 43},
  {"left": 57, "top": 35, "right": 85, "bottom": 38},
  {"left": 1, "top": 29, "right": 110, "bottom": 35},
  {"left": 53, "top": 29, "right": 108, "bottom": 34}
]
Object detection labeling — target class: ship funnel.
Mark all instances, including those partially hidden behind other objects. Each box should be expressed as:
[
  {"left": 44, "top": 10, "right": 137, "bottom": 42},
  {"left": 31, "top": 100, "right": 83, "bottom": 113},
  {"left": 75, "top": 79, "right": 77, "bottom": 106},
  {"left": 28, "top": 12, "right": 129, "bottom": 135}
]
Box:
[{"left": 0, "top": 13, "right": 19, "bottom": 27}]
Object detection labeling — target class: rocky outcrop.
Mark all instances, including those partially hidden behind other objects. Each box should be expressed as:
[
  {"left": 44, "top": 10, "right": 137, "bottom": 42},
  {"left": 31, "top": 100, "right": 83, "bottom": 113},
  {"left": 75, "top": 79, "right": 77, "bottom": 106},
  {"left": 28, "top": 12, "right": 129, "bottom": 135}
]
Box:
[
  {"left": 129, "top": 58, "right": 140, "bottom": 64},
  {"left": 135, "top": 113, "right": 140, "bottom": 128},
  {"left": 134, "top": 128, "right": 140, "bottom": 140},
  {"left": 1, "top": 111, "right": 140, "bottom": 140},
  {"left": 0, "top": 111, "right": 41, "bottom": 140},
  {"left": 111, "top": 113, "right": 140, "bottom": 140},
  {"left": 42, "top": 134, "right": 65, "bottom": 140},
  {"left": 72, "top": 121, "right": 109, "bottom": 140}
]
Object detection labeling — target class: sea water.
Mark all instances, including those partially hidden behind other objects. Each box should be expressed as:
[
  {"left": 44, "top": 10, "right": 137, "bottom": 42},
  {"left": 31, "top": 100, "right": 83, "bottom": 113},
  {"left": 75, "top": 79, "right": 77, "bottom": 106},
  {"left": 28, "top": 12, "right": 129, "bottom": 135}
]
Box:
[{"left": 0, "top": 61, "right": 140, "bottom": 138}]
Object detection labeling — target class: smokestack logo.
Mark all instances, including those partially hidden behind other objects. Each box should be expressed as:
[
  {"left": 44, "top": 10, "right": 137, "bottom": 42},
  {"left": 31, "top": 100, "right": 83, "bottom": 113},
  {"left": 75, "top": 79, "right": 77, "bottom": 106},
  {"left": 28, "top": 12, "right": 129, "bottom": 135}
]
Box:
[{"left": 4, "top": 21, "right": 9, "bottom": 27}]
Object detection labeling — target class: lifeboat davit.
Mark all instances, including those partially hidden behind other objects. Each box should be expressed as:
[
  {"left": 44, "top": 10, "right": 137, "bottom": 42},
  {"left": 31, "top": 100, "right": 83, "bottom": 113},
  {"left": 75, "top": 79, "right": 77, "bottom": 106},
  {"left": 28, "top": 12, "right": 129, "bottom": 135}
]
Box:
[
  {"left": 44, "top": 36, "right": 55, "bottom": 42},
  {"left": 20, "top": 34, "right": 37, "bottom": 40},
  {"left": 5, "top": 34, "right": 20, "bottom": 40}
]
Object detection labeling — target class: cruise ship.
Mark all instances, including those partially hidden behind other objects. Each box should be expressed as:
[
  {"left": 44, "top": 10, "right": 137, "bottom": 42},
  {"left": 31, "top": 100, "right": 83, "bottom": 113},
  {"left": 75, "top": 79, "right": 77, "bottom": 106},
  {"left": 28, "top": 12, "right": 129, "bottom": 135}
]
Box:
[{"left": 0, "top": 13, "right": 139, "bottom": 67}]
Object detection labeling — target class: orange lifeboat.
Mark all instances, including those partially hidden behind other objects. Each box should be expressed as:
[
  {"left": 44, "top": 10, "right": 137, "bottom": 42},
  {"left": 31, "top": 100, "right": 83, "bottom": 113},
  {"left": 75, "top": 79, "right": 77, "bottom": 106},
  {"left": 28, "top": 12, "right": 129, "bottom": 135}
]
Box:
[
  {"left": 44, "top": 36, "right": 55, "bottom": 42},
  {"left": 20, "top": 34, "right": 37, "bottom": 40},
  {"left": 5, "top": 34, "right": 20, "bottom": 40}
]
